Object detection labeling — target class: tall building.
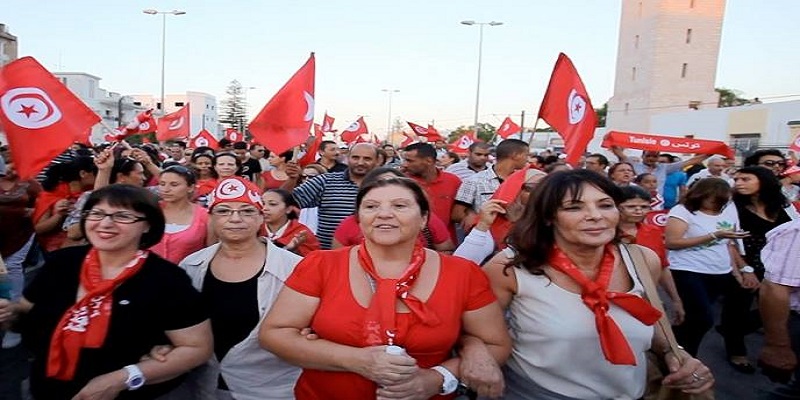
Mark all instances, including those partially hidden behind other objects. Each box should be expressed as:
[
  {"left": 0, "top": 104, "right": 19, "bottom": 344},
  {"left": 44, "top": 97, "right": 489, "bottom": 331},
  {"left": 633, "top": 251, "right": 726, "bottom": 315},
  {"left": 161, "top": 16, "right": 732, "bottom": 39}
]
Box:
[
  {"left": 606, "top": 0, "right": 726, "bottom": 132},
  {"left": 54, "top": 72, "right": 145, "bottom": 142},
  {"left": 131, "top": 92, "right": 220, "bottom": 138},
  {"left": 0, "top": 24, "right": 17, "bottom": 68}
]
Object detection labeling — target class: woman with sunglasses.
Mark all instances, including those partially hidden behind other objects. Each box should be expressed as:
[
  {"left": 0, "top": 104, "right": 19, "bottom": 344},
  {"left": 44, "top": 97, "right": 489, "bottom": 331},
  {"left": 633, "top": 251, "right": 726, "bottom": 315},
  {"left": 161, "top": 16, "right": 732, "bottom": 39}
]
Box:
[
  {"left": 262, "top": 189, "right": 320, "bottom": 256},
  {"left": 150, "top": 166, "right": 214, "bottom": 264},
  {"left": 0, "top": 184, "right": 212, "bottom": 400},
  {"left": 173, "top": 177, "right": 303, "bottom": 399}
]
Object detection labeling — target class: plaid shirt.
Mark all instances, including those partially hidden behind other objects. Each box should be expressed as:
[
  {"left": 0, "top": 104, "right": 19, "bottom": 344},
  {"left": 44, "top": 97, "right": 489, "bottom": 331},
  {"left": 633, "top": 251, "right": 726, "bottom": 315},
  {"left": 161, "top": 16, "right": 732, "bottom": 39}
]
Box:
[
  {"left": 762, "top": 219, "right": 800, "bottom": 311},
  {"left": 455, "top": 166, "right": 502, "bottom": 211}
]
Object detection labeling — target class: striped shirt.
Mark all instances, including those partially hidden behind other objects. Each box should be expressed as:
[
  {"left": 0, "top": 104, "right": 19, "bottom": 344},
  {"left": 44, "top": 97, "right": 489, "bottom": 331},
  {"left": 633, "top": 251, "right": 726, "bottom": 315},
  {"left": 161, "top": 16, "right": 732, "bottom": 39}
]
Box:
[
  {"left": 292, "top": 170, "right": 358, "bottom": 249},
  {"left": 455, "top": 166, "right": 502, "bottom": 211},
  {"left": 762, "top": 219, "right": 800, "bottom": 311},
  {"left": 445, "top": 160, "right": 488, "bottom": 181}
]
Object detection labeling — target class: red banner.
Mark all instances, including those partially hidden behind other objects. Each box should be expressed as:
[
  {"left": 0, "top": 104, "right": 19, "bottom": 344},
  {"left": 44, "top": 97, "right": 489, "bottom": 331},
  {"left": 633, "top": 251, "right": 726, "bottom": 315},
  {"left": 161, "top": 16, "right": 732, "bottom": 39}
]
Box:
[{"left": 602, "top": 130, "right": 734, "bottom": 158}]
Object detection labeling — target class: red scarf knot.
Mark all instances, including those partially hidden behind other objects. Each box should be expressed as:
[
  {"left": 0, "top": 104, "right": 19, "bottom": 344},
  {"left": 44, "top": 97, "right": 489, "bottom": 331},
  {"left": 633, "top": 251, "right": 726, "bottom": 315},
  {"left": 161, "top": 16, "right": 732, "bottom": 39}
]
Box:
[
  {"left": 358, "top": 241, "right": 440, "bottom": 346},
  {"left": 548, "top": 244, "right": 661, "bottom": 366}
]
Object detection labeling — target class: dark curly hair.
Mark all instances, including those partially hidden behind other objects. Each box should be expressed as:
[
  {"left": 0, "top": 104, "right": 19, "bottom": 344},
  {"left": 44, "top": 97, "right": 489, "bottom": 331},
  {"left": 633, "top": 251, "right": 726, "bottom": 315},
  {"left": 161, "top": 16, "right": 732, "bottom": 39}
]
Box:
[{"left": 508, "top": 169, "right": 623, "bottom": 276}]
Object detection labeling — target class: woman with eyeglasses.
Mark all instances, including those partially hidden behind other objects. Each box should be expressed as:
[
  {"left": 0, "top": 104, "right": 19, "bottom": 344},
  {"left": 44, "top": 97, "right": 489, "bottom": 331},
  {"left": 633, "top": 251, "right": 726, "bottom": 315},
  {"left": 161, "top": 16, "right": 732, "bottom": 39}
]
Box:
[
  {"left": 665, "top": 178, "right": 755, "bottom": 361},
  {"left": 192, "top": 153, "right": 218, "bottom": 207},
  {"left": 0, "top": 184, "right": 212, "bottom": 400},
  {"left": 261, "top": 189, "right": 320, "bottom": 256},
  {"left": 172, "top": 176, "right": 303, "bottom": 399},
  {"left": 617, "top": 185, "right": 684, "bottom": 325},
  {"left": 608, "top": 162, "right": 635, "bottom": 187},
  {"left": 150, "top": 166, "right": 214, "bottom": 264},
  {"left": 259, "top": 150, "right": 293, "bottom": 191}
]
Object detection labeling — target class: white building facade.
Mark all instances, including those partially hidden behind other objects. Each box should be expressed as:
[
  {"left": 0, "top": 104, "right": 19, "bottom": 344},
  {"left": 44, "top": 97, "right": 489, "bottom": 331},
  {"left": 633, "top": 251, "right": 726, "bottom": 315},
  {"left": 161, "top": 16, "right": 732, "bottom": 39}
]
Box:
[
  {"left": 607, "top": 0, "right": 726, "bottom": 132},
  {"left": 54, "top": 72, "right": 145, "bottom": 143},
  {"left": 131, "top": 92, "right": 220, "bottom": 138}
]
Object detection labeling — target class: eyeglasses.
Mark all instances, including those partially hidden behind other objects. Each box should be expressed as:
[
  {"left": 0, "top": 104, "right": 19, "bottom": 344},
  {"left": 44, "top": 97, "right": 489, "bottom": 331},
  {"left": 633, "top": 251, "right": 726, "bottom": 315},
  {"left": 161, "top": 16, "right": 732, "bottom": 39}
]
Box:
[
  {"left": 301, "top": 174, "right": 319, "bottom": 179},
  {"left": 82, "top": 209, "right": 147, "bottom": 224},
  {"left": 759, "top": 160, "right": 787, "bottom": 168},
  {"left": 210, "top": 207, "right": 262, "bottom": 218}
]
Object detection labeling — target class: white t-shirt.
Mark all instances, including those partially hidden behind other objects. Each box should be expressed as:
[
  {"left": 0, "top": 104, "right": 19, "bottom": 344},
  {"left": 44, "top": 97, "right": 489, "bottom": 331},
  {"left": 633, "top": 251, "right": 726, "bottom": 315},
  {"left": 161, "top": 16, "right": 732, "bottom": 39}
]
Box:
[{"left": 667, "top": 204, "right": 741, "bottom": 274}]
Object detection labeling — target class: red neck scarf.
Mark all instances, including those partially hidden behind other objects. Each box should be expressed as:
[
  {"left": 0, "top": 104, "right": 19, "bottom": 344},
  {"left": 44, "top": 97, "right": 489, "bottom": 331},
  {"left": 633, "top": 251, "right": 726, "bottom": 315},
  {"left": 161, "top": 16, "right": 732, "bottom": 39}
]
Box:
[
  {"left": 47, "top": 248, "right": 148, "bottom": 380},
  {"left": 358, "top": 241, "right": 439, "bottom": 346},
  {"left": 548, "top": 244, "right": 661, "bottom": 365}
]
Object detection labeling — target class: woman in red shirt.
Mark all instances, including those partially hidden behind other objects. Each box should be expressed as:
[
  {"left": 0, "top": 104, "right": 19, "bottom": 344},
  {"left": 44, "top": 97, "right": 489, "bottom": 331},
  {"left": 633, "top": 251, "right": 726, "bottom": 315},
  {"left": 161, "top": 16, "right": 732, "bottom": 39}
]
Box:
[
  {"left": 260, "top": 150, "right": 292, "bottom": 190},
  {"left": 191, "top": 153, "right": 217, "bottom": 207},
  {"left": 260, "top": 178, "right": 510, "bottom": 399},
  {"left": 262, "top": 189, "right": 320, "bottom": 256},
  {"left": 617, "top": 185, "right": 684, "bottom": 325}
]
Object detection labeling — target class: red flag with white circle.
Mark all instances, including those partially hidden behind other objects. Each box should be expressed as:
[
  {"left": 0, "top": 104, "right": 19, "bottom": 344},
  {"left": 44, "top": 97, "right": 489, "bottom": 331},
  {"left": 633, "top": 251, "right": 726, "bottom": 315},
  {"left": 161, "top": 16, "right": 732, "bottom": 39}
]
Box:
[
  {"left": 189, "top": 129, "right": 219, "bottom": 150},
  {"left": 497, "top": 117, "right": 522, "bottom": 139},
  {"left": 157, "top": 104, "right": 191, "bottom": 141},
  {"left": 0, "top": 57, "right": 101, "bottom": 179}
]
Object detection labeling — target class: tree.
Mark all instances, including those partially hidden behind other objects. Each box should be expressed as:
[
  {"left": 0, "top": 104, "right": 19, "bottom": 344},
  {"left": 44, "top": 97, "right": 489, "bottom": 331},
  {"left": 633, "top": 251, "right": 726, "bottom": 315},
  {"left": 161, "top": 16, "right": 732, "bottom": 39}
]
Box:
[
  {"left": 715, "top": 87, "right": 754, "bottom": 108},
  {"left": 595, "top": 102, "right": 608, "bottom": 127},
  {"left": 220, "top": 80, "right": 248, "bottom": 134}
]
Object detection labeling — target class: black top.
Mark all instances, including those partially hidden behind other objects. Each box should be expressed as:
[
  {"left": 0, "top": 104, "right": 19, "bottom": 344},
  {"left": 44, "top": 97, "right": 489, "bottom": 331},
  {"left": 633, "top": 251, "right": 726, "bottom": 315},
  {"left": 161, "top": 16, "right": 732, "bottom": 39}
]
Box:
[
  {"left": 316, "top": 161, "right": 348, "bottom": 173},
  {"left": 236, "top": 158, "right": 262, "bottom": 182},
  {"left": 22, "top": 246, "right": 208, "bottom": 400},
  {"left": 735, "top": 203, "right": 791, "bottom": 271},
  {"left": 202, "top": 266, "right": 261, "bottom": 362}
]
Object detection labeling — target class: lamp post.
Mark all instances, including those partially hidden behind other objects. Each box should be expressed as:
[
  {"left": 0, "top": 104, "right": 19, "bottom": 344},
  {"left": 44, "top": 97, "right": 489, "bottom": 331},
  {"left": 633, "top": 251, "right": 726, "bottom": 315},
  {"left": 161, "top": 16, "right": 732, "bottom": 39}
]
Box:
[
  {"left": 460, "top": 20, "right": 503, "bottom": 134},
  {"left": 143, "top": 9, "right": 186, "bottom": 116},
  {"left": 382, "top": 89, "right": 399, "bottom": 140}
]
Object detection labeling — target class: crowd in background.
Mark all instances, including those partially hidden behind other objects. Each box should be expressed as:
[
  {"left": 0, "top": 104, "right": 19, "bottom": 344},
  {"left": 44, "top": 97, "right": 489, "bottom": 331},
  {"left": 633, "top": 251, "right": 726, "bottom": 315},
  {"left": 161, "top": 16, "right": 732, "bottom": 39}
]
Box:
[{"left": 0, "top": 135, "right": 799, "bottom": 399}]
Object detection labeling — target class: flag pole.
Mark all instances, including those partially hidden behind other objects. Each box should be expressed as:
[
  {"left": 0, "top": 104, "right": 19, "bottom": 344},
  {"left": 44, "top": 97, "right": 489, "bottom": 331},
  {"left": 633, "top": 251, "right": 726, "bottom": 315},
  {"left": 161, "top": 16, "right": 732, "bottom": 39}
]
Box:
[
  {"left": 98, "top": 120, "right": 120, "bottom": 135},
  {"left": 518, "top": 110, "right": 526, "bottom": 140},
  {"left": 527, "top": 118, "right": 540, "bottom": 146}
]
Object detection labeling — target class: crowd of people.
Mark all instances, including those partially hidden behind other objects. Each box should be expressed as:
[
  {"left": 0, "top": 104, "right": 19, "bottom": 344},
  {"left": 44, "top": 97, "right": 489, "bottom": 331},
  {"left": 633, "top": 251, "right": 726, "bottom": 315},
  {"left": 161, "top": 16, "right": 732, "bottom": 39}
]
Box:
[{"left": 0, "top": 135, "right": 799, "bottom": 399}]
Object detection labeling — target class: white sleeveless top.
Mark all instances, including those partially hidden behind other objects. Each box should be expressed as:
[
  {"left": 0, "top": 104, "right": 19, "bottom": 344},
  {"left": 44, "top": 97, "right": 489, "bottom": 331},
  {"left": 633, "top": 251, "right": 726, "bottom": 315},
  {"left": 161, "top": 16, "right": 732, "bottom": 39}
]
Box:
[{"left": 505, "top": 245, "right": 652, "bottom": 400}]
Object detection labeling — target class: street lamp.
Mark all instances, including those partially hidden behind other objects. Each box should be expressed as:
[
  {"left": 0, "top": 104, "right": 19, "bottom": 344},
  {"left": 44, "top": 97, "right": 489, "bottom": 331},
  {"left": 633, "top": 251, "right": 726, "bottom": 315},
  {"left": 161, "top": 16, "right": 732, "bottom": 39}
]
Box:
[
  {"left": 143, "top": 9, "right": 187, "bottom": 116},
  {"left": 460, "top": 20, "right": 503, "bottom": 133},
  {"left": 382, "top": 89, "right": 400, "bottom": 140}
]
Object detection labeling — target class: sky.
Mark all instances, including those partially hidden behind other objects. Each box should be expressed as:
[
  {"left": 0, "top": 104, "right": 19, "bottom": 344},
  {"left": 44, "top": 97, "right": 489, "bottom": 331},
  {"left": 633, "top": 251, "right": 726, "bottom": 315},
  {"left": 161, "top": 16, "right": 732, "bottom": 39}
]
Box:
[{"left": 4, "top": 1, "right": 800, "bottom": 136}]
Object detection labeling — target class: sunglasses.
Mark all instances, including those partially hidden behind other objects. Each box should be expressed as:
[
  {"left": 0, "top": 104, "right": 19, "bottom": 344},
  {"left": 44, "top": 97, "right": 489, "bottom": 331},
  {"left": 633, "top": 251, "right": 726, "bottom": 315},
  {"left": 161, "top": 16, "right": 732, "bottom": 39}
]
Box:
[{"left": 760, "top": 160, "right": 787, "bottom": 168}]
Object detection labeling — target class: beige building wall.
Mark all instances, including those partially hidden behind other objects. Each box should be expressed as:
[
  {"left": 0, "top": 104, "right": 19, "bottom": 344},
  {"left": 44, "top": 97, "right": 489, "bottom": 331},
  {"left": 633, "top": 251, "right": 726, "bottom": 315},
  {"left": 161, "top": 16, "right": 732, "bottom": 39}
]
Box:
[
  {"left": 0, "top": 24, "right": 18, "bottom": 68},
  {"left": 607, "top": 0, "right": 726, "bottom": 133}
]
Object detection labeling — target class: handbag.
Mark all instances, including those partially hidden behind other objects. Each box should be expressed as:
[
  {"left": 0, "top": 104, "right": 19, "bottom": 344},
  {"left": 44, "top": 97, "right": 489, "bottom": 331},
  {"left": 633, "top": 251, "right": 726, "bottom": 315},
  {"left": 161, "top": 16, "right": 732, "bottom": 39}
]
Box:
[{"left": 621, "top": 244, "right": 715, "bottom": 400}]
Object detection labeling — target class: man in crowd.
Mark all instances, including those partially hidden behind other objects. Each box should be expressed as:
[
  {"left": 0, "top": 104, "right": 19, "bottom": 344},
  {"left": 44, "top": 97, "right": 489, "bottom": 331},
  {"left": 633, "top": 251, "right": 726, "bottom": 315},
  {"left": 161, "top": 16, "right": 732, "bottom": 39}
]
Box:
[
  {"left": 218, "top": 138, "right": 234, "bottom": 152},
  {"left": 584, "top": 153, "right": 610, "bottom": 174},
  {"left": 402, "top": 142, "right": 462, "bottom": 238},
  {"left": 686, "top": 156, "right": 733, "bottom": 186},
  {"left": 249, "top": 143, "right": 271, "bottom": 172},
  {"left": 314, "top": 141, "right": 348, "bottom": 173},
  {"left": 611, "top": 147, "right": 710, "bottom": 195},
  {"left": 452, "top": 139, "right": 529, "bottom": 231},
  {"left": 233, "top": 141, "right": 262, "bottom": 182},
  {"left": 745, "top": 149, "right": 798, "bottom": 202},
  {"left": 659, "top": 153, "right": 688, "bottom": 209},
  {"left": 445, "top": 142, "right": 491, "bottom": 180},
  {"left": 433, "top": 139, "right": 448, "bottom": 157},
  {"left": 758, "top": 218, "right": 800, "bottom": 398},
  {"left": 289, "top": 143, "right": 379, "bottom": 249}
]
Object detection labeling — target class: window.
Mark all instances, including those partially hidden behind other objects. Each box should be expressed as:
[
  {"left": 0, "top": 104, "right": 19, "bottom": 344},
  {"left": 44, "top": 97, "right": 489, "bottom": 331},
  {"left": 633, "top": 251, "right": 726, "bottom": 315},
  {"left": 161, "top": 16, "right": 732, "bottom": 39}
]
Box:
[
  {"left": 731, "top": 134, "right": 760, "bottom": 158},
  {"left": 88, "top": 80, "right": 95, "bottom": 99},
  {"left": 634, "top": 35, "right": 639, "bottom": 49},
  {"left": 638, "top": 1, "right": 643, "bottom": 17},
  {"left": 632, "top": 67, "right": 637, "bottom": 81},
  {"left": 156, "top": 102, "right": 162, "bottom": 110},
  {"left": 686, "top": 28, "right": 692, "bottom": 44},
  {"left": 624, "top": 103, "right": 630, "bottom": 115},
  {"left": 690, "top": 0, "right": 695, "bottom": 8},
  {"left": 133, "top": 101, "right": 142, "bottom": 106},
  {"left": 681, "top": 63, "right": 688, "bottom": 78},
  {"left": 174, "top": 102, "right": 184, "bottom": 107},
  {"left": 61, "top": 77, "right": 68, "bottom": 85},
  {"left": 688, "top": 101, "right": 701, "bottom": 110}
]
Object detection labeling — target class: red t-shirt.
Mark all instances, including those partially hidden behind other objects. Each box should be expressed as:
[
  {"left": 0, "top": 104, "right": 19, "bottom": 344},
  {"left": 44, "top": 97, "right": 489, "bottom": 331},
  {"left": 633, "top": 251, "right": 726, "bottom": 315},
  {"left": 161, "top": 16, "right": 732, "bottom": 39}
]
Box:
[
  {"left": 285, "top": 248, "right": 496, "bottom": 400},
  {"left": 408, "top": 171, "right": 461, "bottom": 240},
  {"left": 333, "top": 213, "right": 451, "bottom": 248}
]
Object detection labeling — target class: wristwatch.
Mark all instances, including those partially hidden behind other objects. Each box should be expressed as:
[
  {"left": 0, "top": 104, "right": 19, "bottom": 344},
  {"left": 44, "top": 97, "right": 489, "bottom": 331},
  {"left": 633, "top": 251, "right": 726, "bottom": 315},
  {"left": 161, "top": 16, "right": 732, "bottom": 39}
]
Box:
[
  {"left": 431, "top": 365, "right": 459, "bottom": 395},
  {"left": 740, "top": 265, "right": 755, "bottom": 274},
  {"left": 123, "top": 364, "right": 145, "bottom": 391}
]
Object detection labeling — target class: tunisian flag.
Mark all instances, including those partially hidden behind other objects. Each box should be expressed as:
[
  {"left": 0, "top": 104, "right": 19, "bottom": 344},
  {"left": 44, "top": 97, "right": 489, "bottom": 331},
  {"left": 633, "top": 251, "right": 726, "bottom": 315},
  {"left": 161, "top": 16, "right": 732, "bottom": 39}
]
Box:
[
  {"left": 322, "top": 113, "right": 335, "bottom": 132},
  {"left": 157, "top": 104, "right": 190, "bottom": 141},
  {"left": 188, "top": 129, "right": 219, "bottom": 150},
  {"left": 497, "top": 117, "right": 522, "bottom": 139},
  {"left": 341, "top": 116, "right": 369, "bottom": 143},
  {"left": 224, "top": 128, "right": 243, "bottom": 142},
  {"left": 249, "top": 53, "right": 316, "bottom": 156},
  {"left": 601, "top": 131, "right": 735, "bottom": 158},
  {"left": 399, "top": 132, "right": 418, "bottom": 148},
  {"left": 0, "top": 57, "right": 100, "bottom": 179},
  {"left": 449, "top": 131, "right": 479, "bottom": 154},
  {"left": 425, "top": 124, "right": 444, "bottom": 142},
  {"left": 538, "top": 53, "right": 597, "bottom": 165},
  {"left": 407, "top": 121, "right": 429, "bottom": 136},
  {"left": 298, "top": 123, "right": 323, "bottom": 167}
]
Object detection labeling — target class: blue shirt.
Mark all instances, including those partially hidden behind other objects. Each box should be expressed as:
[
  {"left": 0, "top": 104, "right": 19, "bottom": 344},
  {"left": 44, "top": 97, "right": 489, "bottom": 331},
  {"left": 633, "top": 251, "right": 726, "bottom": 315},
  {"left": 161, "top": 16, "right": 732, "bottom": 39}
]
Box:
[{"left": 662, "top": 171, "right": 687, "bottom": 209}]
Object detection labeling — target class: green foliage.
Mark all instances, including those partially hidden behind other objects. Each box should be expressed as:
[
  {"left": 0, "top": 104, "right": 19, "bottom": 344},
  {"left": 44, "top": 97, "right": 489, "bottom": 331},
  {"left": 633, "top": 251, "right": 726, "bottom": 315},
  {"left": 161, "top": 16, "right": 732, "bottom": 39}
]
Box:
[
  {"left": 449, "top": 123, "right": 495, "bottom": 143},
  {"left": 220, "top": 80, "right": 248, "bottom": 132}
]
